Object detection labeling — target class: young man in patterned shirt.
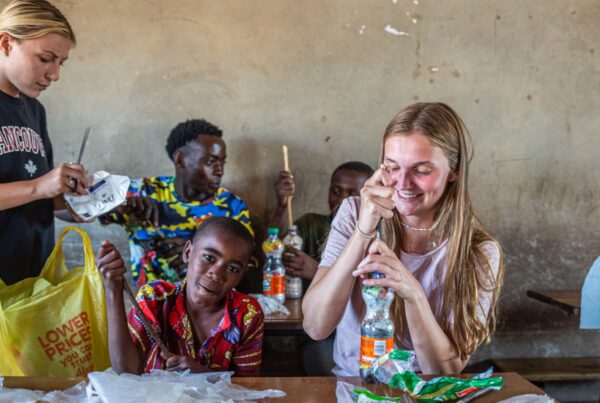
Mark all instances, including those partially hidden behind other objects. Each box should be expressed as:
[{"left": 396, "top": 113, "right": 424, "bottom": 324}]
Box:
[
  {"left": 96, "top": 216, "right": 263, "bottom": 375},
  {"left": 100, "top": 119, "right": 253, "bottom": 286}
]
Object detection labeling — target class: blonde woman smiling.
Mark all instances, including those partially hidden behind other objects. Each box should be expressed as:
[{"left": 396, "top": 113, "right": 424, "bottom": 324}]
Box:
[{"left": 303, "top": 102, "right": 504, "bottom": 375}]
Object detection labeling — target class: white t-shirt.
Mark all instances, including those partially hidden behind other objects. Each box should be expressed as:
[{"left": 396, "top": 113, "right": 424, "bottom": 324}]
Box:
[{"left": 319, "top": 197, "right": 500, "bottom": 376}]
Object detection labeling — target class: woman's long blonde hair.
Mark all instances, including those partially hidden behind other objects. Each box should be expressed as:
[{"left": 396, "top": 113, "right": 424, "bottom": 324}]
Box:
[
  {"left": 381, "top": 102, "right": 504, "bottom": 360},
  {"left": 0, "top": 0, "right": 75, "bottom": 43}
]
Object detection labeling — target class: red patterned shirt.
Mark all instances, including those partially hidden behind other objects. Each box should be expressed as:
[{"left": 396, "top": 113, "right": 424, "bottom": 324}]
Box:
[{"left": 127, "top": 280, "right": 263, "bottom": 375}]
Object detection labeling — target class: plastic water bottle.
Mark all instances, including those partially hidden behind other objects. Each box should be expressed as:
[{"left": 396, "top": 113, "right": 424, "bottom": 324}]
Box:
[
  {"left": 283, "top": 225, "right": 303, "bottom": 299},
  {"left": 359, "top": 271, "right": 394, "bottom": 381},
  {"left": 262, "top": 227, "right": 285, "bottom": 303}
]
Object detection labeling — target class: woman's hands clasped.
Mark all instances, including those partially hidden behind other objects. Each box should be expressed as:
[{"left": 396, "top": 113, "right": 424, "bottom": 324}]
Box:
[{"left": 352, "top": 240, "right": 423, "bottom": 302}]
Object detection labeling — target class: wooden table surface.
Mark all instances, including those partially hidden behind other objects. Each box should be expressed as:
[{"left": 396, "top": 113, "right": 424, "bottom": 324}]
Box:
[
  {"left": 235, "top": 374, "right": 546, "bottom": 402},
  {"left": 527, "top": 289, "right": 581, "bottom": 316},
  {"left": 494, "top": 356, "right": 600, "bottom": 382},
  {"left": 3, "top": 373, "right": 546, "bottom": 402},
  {"left": 263, "top": 298, "right": 303, "bottom": 331}
]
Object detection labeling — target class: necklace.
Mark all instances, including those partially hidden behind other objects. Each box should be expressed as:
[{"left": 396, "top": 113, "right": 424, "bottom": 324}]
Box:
[{"left": 399, "top": 220, "right": 435, "bottom": 232}]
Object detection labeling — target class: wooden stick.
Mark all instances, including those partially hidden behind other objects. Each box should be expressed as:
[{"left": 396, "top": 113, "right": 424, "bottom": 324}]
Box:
[
  {"left": 283, "top": 144, "right": 289, "bottom": 172},
  {"left": 123, "top": 281, "right": 173, "bottom": 358},
  {"left": 282, "top": 145, "right": 293, "bottom": 227}
]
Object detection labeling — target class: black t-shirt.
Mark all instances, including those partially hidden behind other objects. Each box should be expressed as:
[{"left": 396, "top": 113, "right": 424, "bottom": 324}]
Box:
[{"left": 0, "top": 90, "right": 54, "bottom": 285}]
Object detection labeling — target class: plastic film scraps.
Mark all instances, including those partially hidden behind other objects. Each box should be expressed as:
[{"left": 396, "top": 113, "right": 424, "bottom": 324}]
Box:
[
  {"left": 0, "top": 369, "right": 286, "bottom": 403},
  {"left": 250, "top": 293, "right": 290, "bottom": 316},
  {"left": 353, "top": 350, "right": 504, "bottom": 402}
]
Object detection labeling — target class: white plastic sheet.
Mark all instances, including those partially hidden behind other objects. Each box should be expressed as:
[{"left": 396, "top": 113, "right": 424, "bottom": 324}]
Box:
[
  {"left": 0, "top": 379, "right": 97, "bottom": 403},
  {"left": 87, "top": 369, "right": 285, "bottom": 402},
  {"left": 249, "top": 293, "right": 290, "bottom": 316},
  {"left": 0, "top": 370, "right": 286, "bottom": 403}
]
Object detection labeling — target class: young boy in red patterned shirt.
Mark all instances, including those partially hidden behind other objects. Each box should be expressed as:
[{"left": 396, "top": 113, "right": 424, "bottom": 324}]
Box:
[{"left": 96, "top": 216, "right": 263, "bottom": 375}]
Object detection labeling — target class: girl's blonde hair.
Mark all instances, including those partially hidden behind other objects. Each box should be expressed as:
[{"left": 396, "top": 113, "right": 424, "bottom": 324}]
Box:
[
  {"left": 0, "top": 0, "right": 75, "bottom": 43},
  {"left": 380, "top": 102, "right": 504, "bottom": 360}
]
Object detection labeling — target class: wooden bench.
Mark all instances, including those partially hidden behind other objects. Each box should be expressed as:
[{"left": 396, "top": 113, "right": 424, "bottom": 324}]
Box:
[{"left": 493, "top": 357, "right": 600, "bottom": 382}]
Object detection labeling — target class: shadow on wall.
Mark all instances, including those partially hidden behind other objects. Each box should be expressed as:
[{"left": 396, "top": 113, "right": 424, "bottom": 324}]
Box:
[{"left": 225, "top": 134, "right": 272, "bottom": 221}]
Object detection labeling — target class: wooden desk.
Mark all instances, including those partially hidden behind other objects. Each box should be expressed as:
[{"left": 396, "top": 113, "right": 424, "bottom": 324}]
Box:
[
  {"left": 264, "top": 298, "right": 304, "bottom": 332},
  {"left": 494, "top": 357, "right": 600, "bottom": 382},
  {"left": 235, "top": 374, "right": 545, "bottom": 402},
  {"left": 527, "top": 289, "right": 581, "bottom": 316},
  {"left": 3, "top": 373, "right": 547, "bottom": 402}
]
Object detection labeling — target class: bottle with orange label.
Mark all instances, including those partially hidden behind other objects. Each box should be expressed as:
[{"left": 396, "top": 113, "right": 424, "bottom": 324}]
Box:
[
  {"left": 262, "top": 227, "right": 285, "bottom": 303},
  {"left": 359, "top": 271, "right": 395, "bottom": 381}
]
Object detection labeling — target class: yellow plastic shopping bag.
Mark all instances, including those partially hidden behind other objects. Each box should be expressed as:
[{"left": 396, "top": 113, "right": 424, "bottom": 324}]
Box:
[{"left": 0, "top": 226, "right": 110, "bottom": 376}]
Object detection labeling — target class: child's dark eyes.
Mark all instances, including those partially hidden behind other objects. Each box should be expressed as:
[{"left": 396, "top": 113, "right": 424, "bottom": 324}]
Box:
[
  {"left": 202, "top": 254, "right": 215, "bottom": 263},
  {"left": 227, "top": 265, "right": 241, "bottom": 273}
]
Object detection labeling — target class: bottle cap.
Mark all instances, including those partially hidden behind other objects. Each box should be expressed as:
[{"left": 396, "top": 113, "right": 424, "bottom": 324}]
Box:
[
  {"left": 287, "top": 225, "right": 298, "bottom": 233},
  {"left": 267, "top": 227, "right": 279, "bottom": 236}
]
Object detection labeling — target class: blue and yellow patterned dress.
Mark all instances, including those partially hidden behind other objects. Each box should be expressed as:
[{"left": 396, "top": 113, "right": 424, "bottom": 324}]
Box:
[{"left": 101, "top": 176, "right": 253, "bottom": 285}]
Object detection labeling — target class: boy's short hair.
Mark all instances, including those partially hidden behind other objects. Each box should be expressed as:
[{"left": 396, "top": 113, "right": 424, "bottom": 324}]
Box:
[
  {"left": 193, "top": 217, "right": 254, "bottom": 253},
  {"left": 331, "top": 161, "right": 374, "bottom": 179},
  {"left": 165, "top": 118, "right": 223, "bottom": 160}
]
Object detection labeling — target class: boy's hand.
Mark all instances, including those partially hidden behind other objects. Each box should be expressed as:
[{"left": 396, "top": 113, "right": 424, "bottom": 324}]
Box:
[
  {"left": 163, "top": 353, "right": 210, "bottom": 373},
  {"left": 275, "top": 170, "right": 295, "bottom": 207},
  {"left": 96, "top": 240, "right": 127, "bottom": 292},
  {"left": 117, "top": 196, "right": 159, "bottom": 227},
  {"left": 282, "top": 246, "right": 318, "bottom": 280},
  {"left": 157, "top": 237, "right": 187, "bottom": 272}
]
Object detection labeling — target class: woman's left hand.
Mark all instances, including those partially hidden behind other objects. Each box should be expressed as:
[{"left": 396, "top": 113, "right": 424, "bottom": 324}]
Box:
[
  {"left": 352, "top": 240, "right": 423, "bottom": 302},
  {"left": 164, "top": 353, "right": 210, "bottom": 373}
]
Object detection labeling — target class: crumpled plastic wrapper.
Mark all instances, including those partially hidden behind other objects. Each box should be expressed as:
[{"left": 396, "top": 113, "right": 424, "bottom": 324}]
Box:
[
  {"left": 65, "top": 170, "right": 130, "bottom": 219},
  {"left": 372, "top": 350, "right": 416, "bottom": 384},
  {"left": 336, "top": 381, "right": 413, "bottom": 403},
  {"left": 0, "top": 369, "right": 286, "bottom": 403},
  {"left": 249, "top": 293, "right": 290, "bottom": 316},
  {"left": 353, "top": 350, "right": 505, "bottom": 402}
]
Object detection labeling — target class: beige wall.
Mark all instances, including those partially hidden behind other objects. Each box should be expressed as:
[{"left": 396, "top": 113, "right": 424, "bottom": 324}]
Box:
[{"left": 7, "top": 0, "right": 599, "bottom": 359}]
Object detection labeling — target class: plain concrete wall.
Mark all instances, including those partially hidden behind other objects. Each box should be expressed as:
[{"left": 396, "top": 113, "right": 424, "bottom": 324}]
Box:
[{"left": 8, "top": 0, "right": 599, "bottom": 363}]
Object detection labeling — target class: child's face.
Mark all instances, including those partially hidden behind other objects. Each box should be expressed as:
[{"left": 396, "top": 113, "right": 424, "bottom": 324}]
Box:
[{"left": 183, "top": 228, "right": 251, "bottom": 305}]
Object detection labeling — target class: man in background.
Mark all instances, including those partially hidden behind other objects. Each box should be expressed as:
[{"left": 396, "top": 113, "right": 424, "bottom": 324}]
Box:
[{"left": 101, "top": 119, "right": 253, "bottom": 286}]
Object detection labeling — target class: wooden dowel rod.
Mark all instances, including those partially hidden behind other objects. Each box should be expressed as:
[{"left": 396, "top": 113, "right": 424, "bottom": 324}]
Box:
[{"left": 282, "top": 145, "right": 293, "bottom": 227}]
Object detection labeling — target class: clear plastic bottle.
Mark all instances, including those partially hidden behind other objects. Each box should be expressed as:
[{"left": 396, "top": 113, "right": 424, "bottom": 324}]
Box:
[
  {"left": 283, "top": 225, "right": 303, "bottom": 299},
  {"left": 359, "top": 271, "right": 395, "bottom": 381},
  {"left": 262, "top": 227, "right": 285, "bottom": 303}
]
